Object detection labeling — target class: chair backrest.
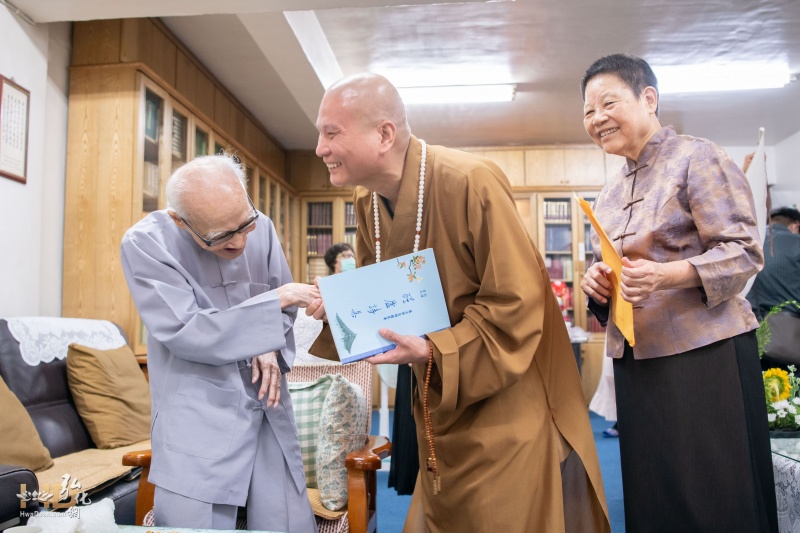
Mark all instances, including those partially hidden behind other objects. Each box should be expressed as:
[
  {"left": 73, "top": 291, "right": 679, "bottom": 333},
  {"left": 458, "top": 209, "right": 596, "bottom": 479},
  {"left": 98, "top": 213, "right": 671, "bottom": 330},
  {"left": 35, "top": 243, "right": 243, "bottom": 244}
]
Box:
[{"left": 288, "top": 360, "right": 373, "bottom": 434}]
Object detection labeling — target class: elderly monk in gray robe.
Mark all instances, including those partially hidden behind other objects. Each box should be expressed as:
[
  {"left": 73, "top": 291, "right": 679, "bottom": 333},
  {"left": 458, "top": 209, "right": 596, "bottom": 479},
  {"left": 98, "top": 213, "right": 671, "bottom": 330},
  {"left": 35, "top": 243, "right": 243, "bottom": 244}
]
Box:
[
  {"left": 306, "top": 73, "right": 610, "bottom": 533},
  {"left": 121, "top": 154, "right": 318, "bottom": 532}
]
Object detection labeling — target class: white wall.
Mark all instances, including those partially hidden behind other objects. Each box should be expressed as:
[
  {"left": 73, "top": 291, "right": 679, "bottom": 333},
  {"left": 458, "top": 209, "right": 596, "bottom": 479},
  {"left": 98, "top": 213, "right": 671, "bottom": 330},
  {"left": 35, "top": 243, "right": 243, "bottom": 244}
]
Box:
[
  {"left": 0, "top": 6, "right": 71, "bottom": 317},
  {"left": 772, "top": 129, "right": 800, "bottom": 208},
  {"left": 723, "top": 138, "right": 800, "bottom": 211}
]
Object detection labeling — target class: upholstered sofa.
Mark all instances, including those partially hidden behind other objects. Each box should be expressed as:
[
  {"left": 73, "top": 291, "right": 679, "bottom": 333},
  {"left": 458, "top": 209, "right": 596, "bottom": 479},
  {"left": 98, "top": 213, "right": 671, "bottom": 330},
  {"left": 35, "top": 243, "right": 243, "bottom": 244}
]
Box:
[{"left": 0, "top": 317, "right": 149, "bottom": 528}]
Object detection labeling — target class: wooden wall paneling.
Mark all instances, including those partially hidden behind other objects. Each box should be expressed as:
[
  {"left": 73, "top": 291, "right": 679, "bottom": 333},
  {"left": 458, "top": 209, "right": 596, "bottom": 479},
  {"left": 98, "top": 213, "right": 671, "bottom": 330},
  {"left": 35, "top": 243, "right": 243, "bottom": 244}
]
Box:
[
  {"left": 563, "top": 148, "right": 605, "bottom": 186},
  {"left": 513, "top": 192, "right": 537, "bottom": 239},
  {"left": 63, "top": 69, "right": 100, "bottom": 320},
  {"left": 287, "top": 150, "right": 337, "bottom": 192},
  {"left": 525, "top": 149, "right": 566, "bottom": 186},
  {"left": 71, "top": 20, "right": 122, "bottom": 66},
  {"left": 480, "top": 150, "right": 525, "bottom": 187},
  {"left": 174, "top": 50, "right": 197, "bottom": 111},
  {"left": 265, "top": 138, "right": 286, "bottom": 178},
  {"left": 175, "top": 49, "right": 216, "bottom": 124},
  {"left": 95, "top": 72, "right": 137, "bottom": 331},
  {"left": 254, "top": 132, "right": 270, "bottom": 168},
  {"left": 63, "top": 66, "right": 137, "bottom": 328},
  {"left": 120, "top": 19, "right": 177, "bottom": 88},
  {"left": 213, "top": 90, "right": 237, "bottom": 142},
  {"left": 243, "top": 117, "right": 262, "bottom": 162}
]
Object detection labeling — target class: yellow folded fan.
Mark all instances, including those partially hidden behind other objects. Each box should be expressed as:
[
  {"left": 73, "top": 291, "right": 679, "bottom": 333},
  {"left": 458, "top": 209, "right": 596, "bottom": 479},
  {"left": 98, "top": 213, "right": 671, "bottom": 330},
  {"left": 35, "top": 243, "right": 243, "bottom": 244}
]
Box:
[{"left": 575, "top": 193, "right": 635, "bottom": 347}]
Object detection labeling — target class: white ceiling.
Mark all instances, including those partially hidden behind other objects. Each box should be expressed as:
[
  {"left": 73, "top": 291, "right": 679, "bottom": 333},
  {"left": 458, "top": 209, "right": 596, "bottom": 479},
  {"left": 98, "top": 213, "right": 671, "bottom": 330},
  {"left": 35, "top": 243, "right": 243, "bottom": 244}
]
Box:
[{"left": 10, "top": 0, "right": 800, "bottom": 151}]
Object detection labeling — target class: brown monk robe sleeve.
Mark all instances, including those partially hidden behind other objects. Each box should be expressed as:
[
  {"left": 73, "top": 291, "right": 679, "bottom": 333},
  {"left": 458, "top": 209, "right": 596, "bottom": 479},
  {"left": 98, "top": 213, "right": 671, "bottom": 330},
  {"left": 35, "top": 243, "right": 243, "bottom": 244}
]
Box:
[
  {"left": 307, "top": 322, "right": 340, "bottom": 362},
  {"left": 424, "top": 167, "right": 548, "bottom": 413}
]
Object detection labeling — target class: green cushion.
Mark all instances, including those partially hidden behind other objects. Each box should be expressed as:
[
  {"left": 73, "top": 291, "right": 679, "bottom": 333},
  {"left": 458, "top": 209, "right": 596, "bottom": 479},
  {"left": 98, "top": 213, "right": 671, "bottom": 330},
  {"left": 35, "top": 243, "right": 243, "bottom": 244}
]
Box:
[{"left": 288, "top": 375, "right": 333, "bottom": 488}]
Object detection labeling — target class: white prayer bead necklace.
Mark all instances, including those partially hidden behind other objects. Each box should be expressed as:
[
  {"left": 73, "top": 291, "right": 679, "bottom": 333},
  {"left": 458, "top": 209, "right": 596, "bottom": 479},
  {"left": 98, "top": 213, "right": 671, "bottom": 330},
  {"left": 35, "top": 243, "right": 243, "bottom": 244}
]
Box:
[{"left": 373, "top": 139, "right": 426, "bottom": 263}]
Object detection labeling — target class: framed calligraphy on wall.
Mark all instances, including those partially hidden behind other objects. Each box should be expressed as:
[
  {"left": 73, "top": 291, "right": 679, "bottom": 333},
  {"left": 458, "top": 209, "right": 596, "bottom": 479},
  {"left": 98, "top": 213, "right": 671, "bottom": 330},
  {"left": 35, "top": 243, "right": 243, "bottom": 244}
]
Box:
[{"left": 0, "top": 75, "right": 30, "bottom": 184}]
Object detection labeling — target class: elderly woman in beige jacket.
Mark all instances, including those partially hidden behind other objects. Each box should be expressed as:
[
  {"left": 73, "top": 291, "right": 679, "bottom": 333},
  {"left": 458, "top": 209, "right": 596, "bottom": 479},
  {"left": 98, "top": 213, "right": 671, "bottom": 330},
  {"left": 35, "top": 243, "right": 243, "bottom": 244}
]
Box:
[{"left": 580, "top": 53, "right": 777, "bottom": 533}]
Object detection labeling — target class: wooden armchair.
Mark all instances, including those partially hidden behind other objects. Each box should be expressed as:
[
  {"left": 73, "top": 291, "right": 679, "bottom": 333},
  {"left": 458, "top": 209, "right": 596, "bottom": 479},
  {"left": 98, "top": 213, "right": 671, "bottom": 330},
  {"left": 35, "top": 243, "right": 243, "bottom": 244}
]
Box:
[{"left": 122, "top": 360, "right": 391, "bottom": 533}]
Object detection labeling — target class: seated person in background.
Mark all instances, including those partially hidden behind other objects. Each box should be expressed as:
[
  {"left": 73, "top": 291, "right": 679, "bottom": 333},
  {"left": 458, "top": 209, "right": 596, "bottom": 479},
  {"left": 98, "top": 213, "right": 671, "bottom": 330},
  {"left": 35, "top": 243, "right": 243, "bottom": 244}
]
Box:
[
  {"left": 746, "top": 206, "right": 800, "bottom": 320},
  {"left": 121, "top": 154, "right": 318, "bottom": 532},
  {"left": 324, "top": 242, "right": 356, "bottom": 274}
]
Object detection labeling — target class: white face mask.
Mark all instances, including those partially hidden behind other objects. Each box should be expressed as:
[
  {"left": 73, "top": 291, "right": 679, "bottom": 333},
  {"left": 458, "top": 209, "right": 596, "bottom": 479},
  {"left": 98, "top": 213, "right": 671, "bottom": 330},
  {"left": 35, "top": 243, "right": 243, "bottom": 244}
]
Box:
[{"left": 340, "top": 257, "right": 356, "bottom": 272}]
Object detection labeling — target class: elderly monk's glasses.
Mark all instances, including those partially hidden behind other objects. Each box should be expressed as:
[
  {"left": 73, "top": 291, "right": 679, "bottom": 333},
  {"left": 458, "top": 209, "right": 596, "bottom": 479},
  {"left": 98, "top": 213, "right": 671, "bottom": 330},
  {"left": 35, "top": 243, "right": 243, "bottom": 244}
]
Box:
[{"left": 182, "top": 195, "right": 258, "bottom": 247}]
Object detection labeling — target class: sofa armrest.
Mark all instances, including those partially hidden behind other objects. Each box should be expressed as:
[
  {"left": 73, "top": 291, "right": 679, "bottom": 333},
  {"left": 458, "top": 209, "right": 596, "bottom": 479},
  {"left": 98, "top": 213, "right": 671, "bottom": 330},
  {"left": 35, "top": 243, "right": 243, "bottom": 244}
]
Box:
[
  {"left": 0, "top": 464, "right": 39, "bottom": 528},
  {"left": 122, "top": 450, "right": 153, "bottom": 526},
  {"left": 345, "top": 436, "right": 391, "bottom": 533}
]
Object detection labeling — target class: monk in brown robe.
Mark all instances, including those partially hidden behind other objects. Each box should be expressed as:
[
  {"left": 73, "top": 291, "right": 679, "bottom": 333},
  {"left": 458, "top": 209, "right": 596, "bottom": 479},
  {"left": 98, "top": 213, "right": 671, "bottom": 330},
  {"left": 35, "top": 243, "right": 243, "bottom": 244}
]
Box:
[{"left": 307, "top": 73, "right": 610, "bottom": 533}]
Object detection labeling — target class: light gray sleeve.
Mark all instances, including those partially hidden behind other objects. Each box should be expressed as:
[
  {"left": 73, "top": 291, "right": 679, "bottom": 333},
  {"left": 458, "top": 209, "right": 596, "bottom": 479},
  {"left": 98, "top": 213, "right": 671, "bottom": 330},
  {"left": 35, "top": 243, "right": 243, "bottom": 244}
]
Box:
[{"left": 121, "top": 226, "right": 289, "bottom": 367}]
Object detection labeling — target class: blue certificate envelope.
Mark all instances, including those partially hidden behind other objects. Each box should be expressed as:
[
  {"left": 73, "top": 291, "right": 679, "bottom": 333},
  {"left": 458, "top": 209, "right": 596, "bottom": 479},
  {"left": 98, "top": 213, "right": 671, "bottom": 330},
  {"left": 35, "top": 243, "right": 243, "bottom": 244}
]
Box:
[{"left": 317, "top": 248, "right": 450, "bottom": 364}]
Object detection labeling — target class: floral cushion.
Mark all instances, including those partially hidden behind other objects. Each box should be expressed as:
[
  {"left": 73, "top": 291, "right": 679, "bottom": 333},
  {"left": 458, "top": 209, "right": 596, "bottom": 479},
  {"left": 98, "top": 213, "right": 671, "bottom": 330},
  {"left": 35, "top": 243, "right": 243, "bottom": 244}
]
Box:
[
  {"left": 288, "top": 375, "right": 334, "bottom": 488},
  {"left": 316, "top": 374, "right": 368, "bottom": 510}
]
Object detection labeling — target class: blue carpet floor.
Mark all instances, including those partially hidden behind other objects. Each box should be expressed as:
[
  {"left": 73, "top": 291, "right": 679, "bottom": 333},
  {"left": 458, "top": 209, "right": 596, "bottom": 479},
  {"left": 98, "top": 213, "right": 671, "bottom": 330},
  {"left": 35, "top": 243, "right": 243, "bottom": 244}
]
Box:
[{"left": 370, "top": 410, "right": 625, "bottom": 532}]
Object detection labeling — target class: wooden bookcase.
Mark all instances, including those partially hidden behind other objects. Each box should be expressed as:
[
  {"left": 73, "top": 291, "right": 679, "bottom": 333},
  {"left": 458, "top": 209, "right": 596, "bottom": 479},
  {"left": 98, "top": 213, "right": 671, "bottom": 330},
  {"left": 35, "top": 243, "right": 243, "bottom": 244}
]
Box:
[{"left": 300, "top": 196, "right": 357, "bottom": 283}]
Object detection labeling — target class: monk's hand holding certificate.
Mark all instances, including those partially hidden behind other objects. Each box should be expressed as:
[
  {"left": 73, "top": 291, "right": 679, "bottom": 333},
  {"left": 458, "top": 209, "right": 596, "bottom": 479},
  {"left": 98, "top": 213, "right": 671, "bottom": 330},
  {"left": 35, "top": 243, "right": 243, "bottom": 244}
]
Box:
[
  {"left": 317, "top": 248, "right": 451, "bottom": 364},
  {"left": 575, "top": 194, "right": 636, "bottom": 347}
]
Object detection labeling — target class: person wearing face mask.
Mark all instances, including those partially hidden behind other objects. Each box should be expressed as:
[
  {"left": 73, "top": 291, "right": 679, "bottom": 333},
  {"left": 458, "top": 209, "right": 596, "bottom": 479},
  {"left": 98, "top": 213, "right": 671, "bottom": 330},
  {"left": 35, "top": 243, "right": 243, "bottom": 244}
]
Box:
[
  {"left": 324, "top": 242, "right": 356, "bottom": 274},
  {"left": 293, "top": 243, "right": 356, "bottom": 365}
]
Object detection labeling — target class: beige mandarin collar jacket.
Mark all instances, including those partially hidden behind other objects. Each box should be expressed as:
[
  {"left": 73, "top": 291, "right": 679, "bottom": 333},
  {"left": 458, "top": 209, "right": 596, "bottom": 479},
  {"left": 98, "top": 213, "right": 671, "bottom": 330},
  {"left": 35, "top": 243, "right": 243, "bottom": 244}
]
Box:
[{"left": 590, "top": 126, "right": 763, "bottom": 359}]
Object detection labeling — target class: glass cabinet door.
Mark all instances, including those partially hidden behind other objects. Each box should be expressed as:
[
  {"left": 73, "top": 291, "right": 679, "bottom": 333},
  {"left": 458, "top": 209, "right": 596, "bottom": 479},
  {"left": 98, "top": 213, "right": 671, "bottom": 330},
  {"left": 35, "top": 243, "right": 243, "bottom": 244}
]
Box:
[
  {"left": 540, "top": 195, "right": 575, "bottom": 325},
  {"left": 286, "top": 195, "right": 297, "bottom": 272},
  {"left": 142, "top": 89, "right": 164, "bottom": 213},
  {"left": 171, "top": 110, "right": 188, "bottom": 173},
  {"left": 305, "top": 200, "right": 334, "bottom": 282},
  {"left": 580, "top": 195, "right": 605, "bottom": 334},
  {"left": 258, "top": 174, "right": 268, "bottom": 215},
  {"left": 344, "top": 201, "right": 357, "bottom": 251},
  {"left": 244, "top": 162, "right": 255, "bottom": 201},
  {"left": 194, "top": 125, "right": 209, "bottom": 157}
]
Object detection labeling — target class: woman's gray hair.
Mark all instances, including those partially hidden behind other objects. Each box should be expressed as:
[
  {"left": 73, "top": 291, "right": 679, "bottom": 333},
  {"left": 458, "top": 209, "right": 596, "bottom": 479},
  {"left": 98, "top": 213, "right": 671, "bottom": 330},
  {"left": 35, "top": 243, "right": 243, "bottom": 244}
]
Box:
[{"left": 166, "top": 153, "right": 247, "bottom": 220}]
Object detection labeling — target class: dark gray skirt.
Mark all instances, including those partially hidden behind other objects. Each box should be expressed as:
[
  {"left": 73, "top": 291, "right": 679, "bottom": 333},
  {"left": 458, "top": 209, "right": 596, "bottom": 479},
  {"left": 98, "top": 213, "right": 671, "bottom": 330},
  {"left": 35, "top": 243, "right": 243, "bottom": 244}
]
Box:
[{"left": 613, "top": 330, "right": 778, "bottom": 533}]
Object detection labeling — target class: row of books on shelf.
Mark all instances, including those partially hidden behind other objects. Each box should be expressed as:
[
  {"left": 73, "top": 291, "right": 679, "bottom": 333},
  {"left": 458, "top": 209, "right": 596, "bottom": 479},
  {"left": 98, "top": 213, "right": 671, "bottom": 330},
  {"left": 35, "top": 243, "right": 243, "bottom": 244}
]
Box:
[
  {"left": 306, "top": 257, "right": 328, "bottom": 283},
  {"left": 344, "top": 202, "right": 357, "bottom": 226},
  {"left": 343, "top": 231, "right": 357, "bottom": 248},
  {"left": 543, "top": 201, "right": 571, "bottom": 222},
  {"left": 308, "top": 203, "right": 333, "bottom": 226},
  {"left": 545, "top": 256, "right": 573, "bottom": 281},
  {"left": 545, "top": 226, "right": 572, "bottom": 252},
  {"left": 307, "top": 232, "right": 333, "bottom": 256},
  {"left": 142, "top": 161, "right": 160, "bottom": 198},
  {"left": 172, "top": 114, "right": 187, "bottom": 160}
]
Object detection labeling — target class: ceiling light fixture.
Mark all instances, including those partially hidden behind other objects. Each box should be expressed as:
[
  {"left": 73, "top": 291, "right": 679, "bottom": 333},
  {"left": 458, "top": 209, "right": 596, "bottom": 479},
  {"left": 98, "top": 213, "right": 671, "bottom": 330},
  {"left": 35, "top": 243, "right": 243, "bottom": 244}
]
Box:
[
  {"left": 652, "top": 62, "right": 792, "bottom": 94},
  {"left": 397, "top": 84, "right": 517, "bottom": 104}
]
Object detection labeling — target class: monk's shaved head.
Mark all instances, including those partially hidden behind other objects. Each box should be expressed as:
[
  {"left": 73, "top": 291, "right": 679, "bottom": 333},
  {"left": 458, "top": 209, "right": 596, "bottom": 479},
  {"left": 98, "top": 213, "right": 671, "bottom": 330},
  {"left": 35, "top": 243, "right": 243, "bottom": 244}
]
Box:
[
  {"left": 323, "top": 73, "right": 410, "bottom": 145},
  {"left": 316, "top": 72, "right": 413, "bottom": 196}
]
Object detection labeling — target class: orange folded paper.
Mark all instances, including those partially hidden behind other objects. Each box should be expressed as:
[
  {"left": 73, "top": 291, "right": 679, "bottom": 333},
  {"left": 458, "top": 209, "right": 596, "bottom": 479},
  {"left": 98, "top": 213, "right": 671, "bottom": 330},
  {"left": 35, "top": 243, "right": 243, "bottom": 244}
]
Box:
[{"left": 575, "top": 194, "right": 635, "bottom": 346}]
